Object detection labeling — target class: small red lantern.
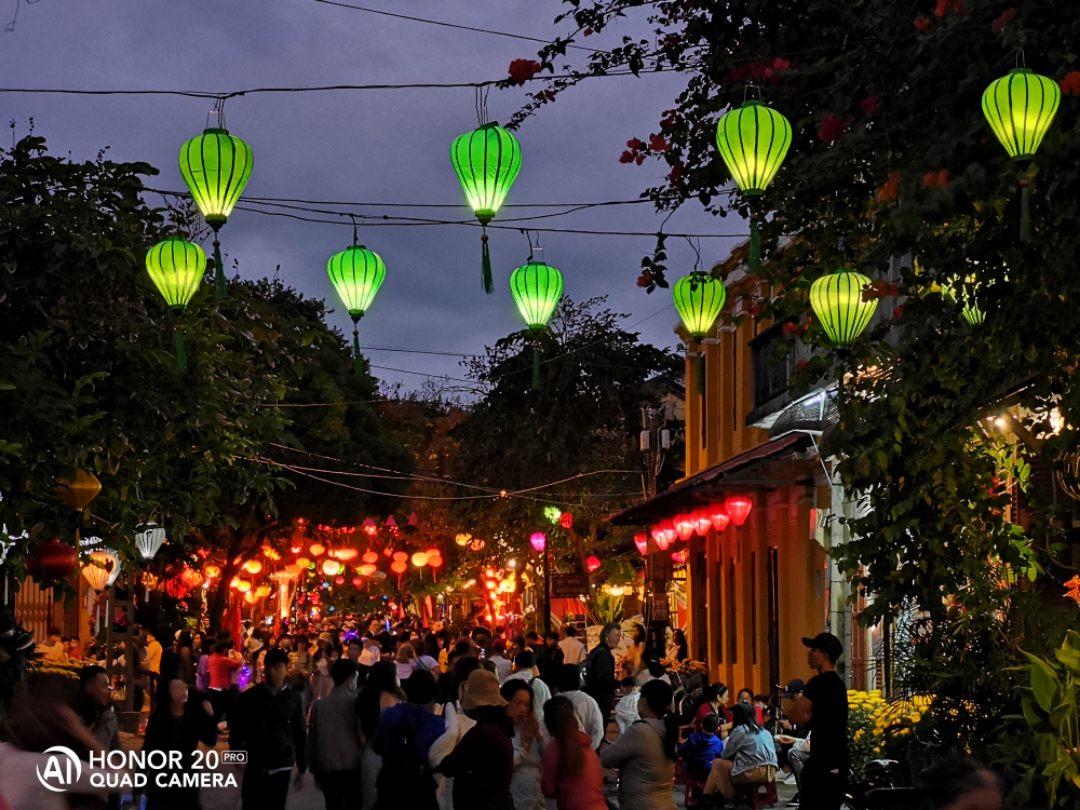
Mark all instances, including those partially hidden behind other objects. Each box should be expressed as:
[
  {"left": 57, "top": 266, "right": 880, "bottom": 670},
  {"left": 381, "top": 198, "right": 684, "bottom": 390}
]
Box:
[
  {"left": 352, "top": 576, "right": 362, "bottom": 587},
  {"left": 363, "top": 517, "right": 378, "bottom": 536},
  {"left": 709, "top": 503, "right": 731, "bottom": 533},
  {"left": 335, "top": 576, "right": 345, "bottom": 585},
  {"left": 634, "top": 532, "right": 648, "bottom": 555},
  {"left": 691, "top": 508, "right": 712, "bottom": 536},
  {"left": 309, "top": 543, "right": 326, "bottom": 557},
  {"left": 725, "top": 495, "right": 753, "bottom": 528},
  {"left": 674, "top": 514, "right": 695, "bottom": 543},
  {"left": 24, "top": 539, "right": 78, "bottom": 585},
  {"left": 671, "top": 550, "right": 688, "bottom": 564},
  {"left": 586, "top": 555, "right": 601, "bottom": 573},
  {"left": 427, "top": 554, "right": 443, "bottom": 569},
  {"left": 559, "top": 512, "right": 574, "bottom": 530},
  {"left": 659, "top": 518, "right": 677, "bottom": 549}
]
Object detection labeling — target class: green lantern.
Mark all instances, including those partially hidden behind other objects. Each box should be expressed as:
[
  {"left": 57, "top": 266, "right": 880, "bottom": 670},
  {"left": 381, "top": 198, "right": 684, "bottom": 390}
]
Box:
[
  {"left": 809, "top": 270, "right": 877, "bottom": 346},
  {"left": 941, "top": 275, "right": 986, "bottom": 326},
  {"left": 145, "top": 237, "right": 206, "bottom": 370},
  {"left": 451, "top": 123, "right": 522, "bottom": 294},
  {"left": 509, "top": 260, "right": 562, "bottom": 389},
  {"left": 982, "top": 68, "right": 1059, "bottom": 241},
  {"left": 327, "top": 245, "right": 387, "bottom": 375},
  {"left": 673, "top": 271, "right": 727, "bottom": 393},
  {"left": 715, "top": 100, "right": 792, "bottom": 271},
  {"left": 179, "top": 126, "right": 253, "bottom": 298}
]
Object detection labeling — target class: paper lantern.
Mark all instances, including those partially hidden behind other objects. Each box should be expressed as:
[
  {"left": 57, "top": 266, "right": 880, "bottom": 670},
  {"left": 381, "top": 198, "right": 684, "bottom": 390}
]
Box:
[
  {"left": 362, "top": 551, "right": 379, "bottom": 564},
  {"left": 204, "top": 564, "right": 221, "bottom": 579},
  {"left": 544, "top": 507, "right": 562, "bottom": 524},
  {"left": 455, "top": 533, "right": 472, "bottom": 547},
  {"left": 145, "top": 237, "right": 205, "bottom": 313},
  {"left": 321, "top": 559, "right": 342, "bottom": 577},
  {"left": 691, "top": 508, "right": 712, "bottom": 536},
  {"left": 327, "top": 244, "right": 387, "bottom": 374},
  {"left": 335, "top": 576, "right": 345, "bottom": 585},
  {"left": 408, "top": 512, "right": 419, "bottom": 527},
  {"left": 25, "top": 539, "right": 78, "bottom": 585},
  {"left": 363, "top": 517, "right": 378, "bottom": 535},
  {"left": 715, "top": 99, "right": 792, "bottom": 270},
  {"left": 411, "top": 552, "right": 429, "bottom": 567},
  {"left": 244, "top": 591, "right": 258, "bottom": 604},
  {"left": 674, "top": 272, "right": 727, "bottom": 393},
  {"left": 309, "top": 543, "right": 326, "bottom": 557},
  {"left": 255, "top": 584, "right": 271, "bottom": 598},
  {"left": 510, "top": 260, "right": 564, "bottom": 388},
  {"left": 392, "top": 551, "right": 408, "bottom": 563},
  {"left": 450, "top": 122, "right": 522, "bottom": 293},
  {"left": 709, "top": 503, "right": 731, "bottom": 533},
  {"left": 982, "top": 68, "right": 1059, "bottom": 162},
  {"left": 360, "top": 563, "right": 377, "bottom": 577},
  {"left": 586, "top": 555, "right": 601, "bottom": 573},
  {"left": 530, "top": 532, "right": 547, "bottom": 552},
  {"left": 135, "top": 526, "right": 167, "bottom": 561},
  {"left": 427, "top": 555, "right": 443, "bottom": 569},
  {"left": 81, "top": 551, "right": 114, "bottom": 591},
  {"left": 559, "top": 512, "right": 574, "bottom": 530},
  {"left": 385, "top": 515, "right": 398, "bottom": 531},
  {"left": 331, "top": 547, "right": 358, "bottom": 561},
  {"left": 634, "top": 532, "right": 648, "bottom": 555},
  {"left": 671, "top": 550, "right": 688, "bottom": 564},
  {"left": 810, "top": 270, "right": 877, "bottom": 346},
  {"left": 243, "top": 559, "right": 263, "bottom": 575},
  {"left": 55, "top": 469, "right": 102, "bottom": 513},
  {"left": 674, "top": 514, "right": 696, "bottom": 543},
  {"left": 352, "top": 576, "right": 362, "bottom": 587},
  {"left": 295, "top": 556, "right": 311, "bottom": 570},
  {"left": 236, "top": 579, "right": 252, "bottom": 593},
  {"left": 725, "top": 495, "right": 753, "bottom": 528},
  {"left": 424, "top": 547, "right": 440, "bottom": 559},
  {"left": 179, "top": 127, "right": 253, "bottom": 228},
  {"left": 390, "top": 560, "right": 408, "bottom": 575}
]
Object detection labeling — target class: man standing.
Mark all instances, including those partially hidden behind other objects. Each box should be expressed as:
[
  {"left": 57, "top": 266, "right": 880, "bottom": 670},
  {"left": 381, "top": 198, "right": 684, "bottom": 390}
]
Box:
[
  {"left": 557, "top": 625, "right": 586, "bottom": 666},
  {"left": 230, "top": 648, "right": 307, "bottom": 810},
  {"left": 77, "top": 665, "right": 122, "bottom": 752},
  {"left": 555, "top": 664, "right": 606, "bottom": 749},
  {"left": 308, "top": 659, "right": 361, "bottom": 810},
  {"left": 584, "top": 622, "right": 620, "bottom": 734},
  {"left": 788, "top": 633, "right": 848, "bottom": 810},
  {"left": 536, "top": 631, "right": 564, "bottom": 681},
  {"left": 504, "top": 650, "right": 551, "bottom": 723}
]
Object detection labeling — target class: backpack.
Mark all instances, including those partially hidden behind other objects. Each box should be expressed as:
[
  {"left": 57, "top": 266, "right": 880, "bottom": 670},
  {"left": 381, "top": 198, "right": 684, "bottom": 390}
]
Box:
[{"left": 374, "top": 730, "right": 437, "bottom": 810}]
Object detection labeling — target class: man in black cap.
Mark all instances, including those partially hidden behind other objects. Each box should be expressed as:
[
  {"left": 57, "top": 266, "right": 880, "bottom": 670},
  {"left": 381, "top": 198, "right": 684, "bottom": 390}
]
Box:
[{"left": 787, "top": 632, "right": 847, "bottom": 810}]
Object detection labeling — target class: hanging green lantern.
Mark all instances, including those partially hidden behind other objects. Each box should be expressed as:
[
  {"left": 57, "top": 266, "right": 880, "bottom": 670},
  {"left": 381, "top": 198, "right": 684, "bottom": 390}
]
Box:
[
  {"left": 327, "top": 245, "right": 386, "bottom": 375},
  {"left": 809, "top": 270, "right": 877, "bottom": 346},
  {"left": 982, "top": 68, "right": 1059, "bottom": 241},
  {"left": 509, "top": 260, "right": 562, "bottom": 389},
  {"left": 145, "top": 237, "right": 206, "bottom": 370},
  {"left": 941, "top": 276, "right": 985, "bottom": 326},
  {"left": 673, "top": 271, "right": 727, "bottom": 393},
  {"left": 715, "top": 100, "right": 792, "bottom": 271},
  {"left": 179, "top": 124, "right": 253, "bottom": 299},
  {"left": 451, "top": 123, "right": 522, "bottom": 294}
]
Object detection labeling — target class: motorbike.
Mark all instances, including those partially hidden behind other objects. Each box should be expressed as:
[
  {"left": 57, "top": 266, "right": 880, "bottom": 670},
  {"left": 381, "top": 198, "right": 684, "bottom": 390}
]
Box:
[{"left": 841, "top": 759, "right": 925, "bottom": 810}]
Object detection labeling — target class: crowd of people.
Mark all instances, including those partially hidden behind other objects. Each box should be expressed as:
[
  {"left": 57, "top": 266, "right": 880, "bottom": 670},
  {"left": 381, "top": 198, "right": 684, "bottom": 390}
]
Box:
[{"left": 0, "top": 616, "right": 1009, "bottom": 810}]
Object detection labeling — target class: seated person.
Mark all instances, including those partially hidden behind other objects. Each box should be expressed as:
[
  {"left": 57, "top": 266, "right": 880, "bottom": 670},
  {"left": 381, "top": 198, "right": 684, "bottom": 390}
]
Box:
[
  {"left": 704, "top": 703, "right": 777, "bottom": 802},
  {"left": 677, "top": 711, "right": 725, "bottom": 782},
  {"left": 614, "top": 677, "right": 641, "bottom": 737}
]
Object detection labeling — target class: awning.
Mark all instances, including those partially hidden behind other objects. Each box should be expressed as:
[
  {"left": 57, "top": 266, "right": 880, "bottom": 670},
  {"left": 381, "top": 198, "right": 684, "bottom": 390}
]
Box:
[{"left": 608, "top": 433, "right": 817, "bottom": 526}]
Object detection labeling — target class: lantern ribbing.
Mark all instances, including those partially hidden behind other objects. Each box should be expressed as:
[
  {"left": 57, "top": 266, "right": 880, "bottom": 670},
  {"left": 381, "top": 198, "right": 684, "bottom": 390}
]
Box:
[
  {"left": 509, "top": 260, "right": 563, "bottom": 389},
  {"left": 809, "top": 270, "right": 877, "bottom": 346},
  {"left": 145, "top": 237, "right": 206, "bottom": 370},
  {"left": 327, "top": 245, "right": 386, "bottom": 375},
  {"left": 673, "top": 271, "right": 726, "bottom": 394}
]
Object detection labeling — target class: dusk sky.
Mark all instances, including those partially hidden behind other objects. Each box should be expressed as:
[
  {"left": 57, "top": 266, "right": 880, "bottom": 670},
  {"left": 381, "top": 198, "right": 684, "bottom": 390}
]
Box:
[{"left": 0, "top": 0, "right": 746, "bottom": 394}]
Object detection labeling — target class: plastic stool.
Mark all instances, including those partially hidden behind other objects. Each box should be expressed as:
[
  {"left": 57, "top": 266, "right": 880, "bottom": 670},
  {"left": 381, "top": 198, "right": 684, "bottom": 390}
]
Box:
[
  {"left": 684, "top": 777, "right": 708, "bottom": 807},
  {"left": 732, "top": 780, "right": 778, "bottom": 809}
]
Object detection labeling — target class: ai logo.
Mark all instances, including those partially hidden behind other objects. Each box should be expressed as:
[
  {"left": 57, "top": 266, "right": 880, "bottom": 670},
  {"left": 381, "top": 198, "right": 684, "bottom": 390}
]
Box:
[{"left": 35, "top": 746, "right": 82, "bottom": 793}]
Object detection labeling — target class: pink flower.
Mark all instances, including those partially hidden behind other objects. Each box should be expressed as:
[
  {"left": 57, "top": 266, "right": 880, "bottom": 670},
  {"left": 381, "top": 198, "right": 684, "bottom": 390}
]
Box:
[
  {"left": 991, "top": 8, "right": 1016, "bottom": 33},
  {"left": 649, "top": 134, "right": 668, "bottom": 152},
  {"left": 1061, "top": 72, "right": 1080, "bottom": 97},
  {"left": 817, "top": 114, "right": 850, "bottom": 144},
  {"left": 861, "top": 95, "right": 880, "bottom": 115},
  {"left": 507, "top": 59, "right": 542, "bottom": 84}
]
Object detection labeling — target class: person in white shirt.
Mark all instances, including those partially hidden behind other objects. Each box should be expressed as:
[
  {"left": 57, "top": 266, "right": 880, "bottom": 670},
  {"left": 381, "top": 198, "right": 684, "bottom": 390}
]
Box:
[
  {"left": 504, "top": 651, "right": 551, "bottom": 723},
  {"left": 557, "top": 625, "right": 586, "bottom": 666},
  {"left": 614, "top": 677, "right": 642, "bottom": 736},
  {"left": 489, "top": 639, "right": 514, "bottom": 683},
  {"left": 358, "top": 638, "right": 382, "bottom": 667},
  {"left": 555, "top": 664, "right": 606, "bottom": 748}
]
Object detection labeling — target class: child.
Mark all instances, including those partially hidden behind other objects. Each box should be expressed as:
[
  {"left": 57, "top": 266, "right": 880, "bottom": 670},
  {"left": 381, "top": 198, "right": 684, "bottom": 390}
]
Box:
[
  {"left": 614, "top": 676, "right": 642, "bottom": 737},
  {"left": 678, "top": 711, "right": 725, "bottom": 782}
]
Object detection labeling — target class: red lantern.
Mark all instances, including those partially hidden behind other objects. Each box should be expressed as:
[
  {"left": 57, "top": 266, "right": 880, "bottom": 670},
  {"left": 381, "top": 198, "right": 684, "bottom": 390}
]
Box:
[
  {"left": 559, "top": 512, "right": 574, "bottom": 530},
  {"left": 530, "top": 532, "right": 546, "bottom": 552},
  {"left": 725, "top": 495, "right": 753, "bottom": 528},
  {"left": 586, "top": 555, "right": 601, "bottom": 573},
  {"left": 634, "top": 532, "right": 648, "bottom": 555},
  {"left": 390, "top": 560, "right": 408, "bottom": 575},
  {"left": 24, "top": 539, "right": 78, "bottom": 585},
  {"left": 691, "top": 508, "right": 712, "bottom": 536},
  {"left": 674, "top": 514, "right": 695, "bottom": 543},
  {"left": 363, "top": 517, "right": 378, "bottom": 536},
  {"left": 427, "top": 555, "right": 443, "bottom": 569},
  {"left": 658, "top": 518, "right": 676, "bottom": 549},
  {"left": 671, "top": 550, "right": 688, "bottom": 564},
  {"left": 352, "top": 577, "right": 362, "bottom": 587},
  {"left": 709, "top": 503, "right": 731, "bottom": 533},
  {"left": 180, "top": 567, "right": 204, "bottom": 589},
  {"left": 335, "top": 576, "right": 345, "bottom": 585}
]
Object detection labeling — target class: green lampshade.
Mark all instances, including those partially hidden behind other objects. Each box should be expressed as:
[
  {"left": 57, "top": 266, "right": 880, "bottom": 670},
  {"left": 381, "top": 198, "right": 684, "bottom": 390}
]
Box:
[
  {"left": 810, "top": 270, "right": 877, "bottom": 345},
  {"left": 179, "top": 128, "right": 254, "bottom": 228},
  {"left": 942, "top": 275, "right": 985, "bottom": 326},
  {"left": 510, "top": 261, "right": 563, "bottom": 330},
  {"left": 982, "top": 69, "right": 1060, "bottom": 161},
  {"left": 715, "top": 101, "right": 792, "bottom": 196},
  {"left": 673, "top": 271, "right": 727, "bottom": 340},
  {"left": 145, "top": 237, "right": 206, "bottom": 310},
  {"left": 327, "top": 246, "right": 386, "bottom": 321},
  {"left": 451, "top": 123, "right": 522, "bottom": 224}
]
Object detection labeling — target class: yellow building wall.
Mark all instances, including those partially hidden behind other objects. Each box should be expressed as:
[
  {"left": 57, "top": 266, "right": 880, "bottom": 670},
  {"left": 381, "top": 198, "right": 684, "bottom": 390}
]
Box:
[{"left": 681, "top": 295, "right": 830, "bottom": 696}]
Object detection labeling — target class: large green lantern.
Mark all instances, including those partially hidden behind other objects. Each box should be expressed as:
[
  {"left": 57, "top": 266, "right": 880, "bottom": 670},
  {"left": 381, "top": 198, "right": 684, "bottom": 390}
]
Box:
[
  {"left": 179, "top": 124, "right": 253, "bottom": 298},
  {"left": 715, "top": 100, "right": 792, "bottom": 271},
  {"left": 327, "top": 244, "right": 386, "bottom": 375},
  {"left": 982, "top": 68, "right": 1059, "bottom": 240},
  {"left": 809, "top": 270, "right": 877, "bottom": 346},
  {"left": 451, "top": 122, "right": 522, "bottom": 294},
  {"left": 509, "top": 260, "right": 562, "bottom": 389},
  {"left": 673, "top": 271, "right": 727, "bottom": 393},
  {"left": 145, "top": 237, "right": 206, "bottom": 370}
]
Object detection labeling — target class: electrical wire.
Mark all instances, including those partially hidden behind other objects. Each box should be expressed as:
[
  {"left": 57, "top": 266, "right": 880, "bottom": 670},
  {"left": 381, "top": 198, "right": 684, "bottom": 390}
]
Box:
[{"left": 312, "top": 0, "right": 599, "bottom": 53}]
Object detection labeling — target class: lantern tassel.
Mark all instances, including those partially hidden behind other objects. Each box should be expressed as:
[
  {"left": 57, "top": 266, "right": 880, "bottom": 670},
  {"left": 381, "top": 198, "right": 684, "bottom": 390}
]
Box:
[
  {"left": 1020, "top": 182, "right": 1031, "bottom": 242},
  {"left": 697, "top": 351, "right": 705, "bottom": 395},
  {"left": 352, "top": 316, "right": 362, "bottom": 376},
  {"left": 749, "top": 218, "right": 761, "bottom": 271},
  {"left": 174, "top": 326, "right": 188, "bottom": 371},
  {"left": 213, "top": 235, "right": 226, "bottom": 300},
  {"left": 481, "top": 231, "right": 493, "bottom": 294},
  {"left": 532, "top": 347, "right": 541, "bottom": 390}
]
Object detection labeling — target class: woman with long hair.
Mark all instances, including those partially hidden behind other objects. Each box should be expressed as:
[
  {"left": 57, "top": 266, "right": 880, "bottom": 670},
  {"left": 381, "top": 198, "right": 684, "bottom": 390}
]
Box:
[
  {"left": 704, "top": 701, "right": 778, "bottom": 803},
  {"left": 737, "top": 687, "right": 765, "bottom": 725},
  {"left": 357, "top": 660, "right": 406, "bottom": 810},
  {"left": 501, "top": 679, "right": 544, "bottom": 810},
  {"left": 599, "top": 679, "right": 679, "bottom": 810},
  {"left": 540, "top": 695, "right": 606, "bottom": 810},
  {"left": 396, "top": 642, "right": 419, "bottom": 682},
  {"left": 143, "top": 678, "right": 218, "bottom": 809}
]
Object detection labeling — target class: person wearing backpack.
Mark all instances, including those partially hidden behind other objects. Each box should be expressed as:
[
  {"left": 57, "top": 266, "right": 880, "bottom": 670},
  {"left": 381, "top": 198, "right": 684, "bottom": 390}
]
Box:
[
  {"left": 583, "top": 623, "right": 620, "bottom": 737},
  {"left": 307, "top": 659, "right": 361, "bottom": 810}
]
